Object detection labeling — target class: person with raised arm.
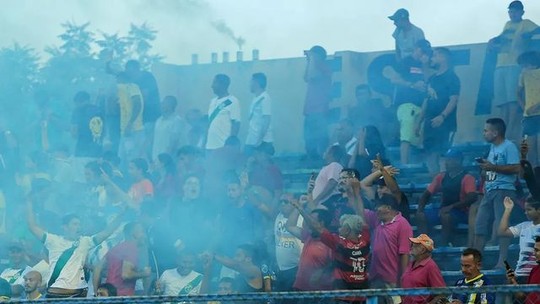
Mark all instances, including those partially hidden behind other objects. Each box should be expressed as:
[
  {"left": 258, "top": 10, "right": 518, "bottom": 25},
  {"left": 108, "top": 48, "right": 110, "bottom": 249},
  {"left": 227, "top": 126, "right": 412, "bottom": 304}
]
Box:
[{"left": 25, "top": 196, "right": 125, "bottom": 298}]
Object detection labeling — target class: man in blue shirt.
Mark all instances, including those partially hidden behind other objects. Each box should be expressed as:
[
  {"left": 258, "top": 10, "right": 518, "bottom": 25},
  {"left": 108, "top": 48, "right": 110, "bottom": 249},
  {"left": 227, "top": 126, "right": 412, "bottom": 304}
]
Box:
[
  {"left": 474, "top": 118, "right": 521, "bottom": 269},
  {"left": 450, "top": 248, "right": 495, "bottom": 304}
]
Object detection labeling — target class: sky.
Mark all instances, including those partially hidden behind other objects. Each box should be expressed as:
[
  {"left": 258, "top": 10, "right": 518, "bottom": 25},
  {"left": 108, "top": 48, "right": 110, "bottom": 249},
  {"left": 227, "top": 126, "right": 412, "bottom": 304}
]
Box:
[{"left": 2, "top": 0, "right": 540, "bottom": 64}]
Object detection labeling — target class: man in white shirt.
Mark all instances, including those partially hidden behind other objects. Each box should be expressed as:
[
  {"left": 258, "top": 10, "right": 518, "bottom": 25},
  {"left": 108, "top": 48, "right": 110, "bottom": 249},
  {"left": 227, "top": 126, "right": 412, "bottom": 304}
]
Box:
[
  {"left": 274, "top": 194, "right": 303, "bottom": 291},
  {"left": 0, "top": 243, "right": 32, "bottom": 298},
  {"left": 206, "top": 74, "right": 241, "bottom": 151},
  {"left": 245, "top": 73, "right": 274, "bottom": 155},
  {"left": 25, "top": 198, "right": 124, "bottom": 298},
  {"left": 313, "top": 145, "right": 345, "bottom": 205},
  {"left": 333, "top": 119, "right": 357, "bottom": 156},
  {"left": 157, "top": 251, "right": 203, "bottom": 296},
  {"left": 152, "top": 96, "right": 188, "bottom": 161}
]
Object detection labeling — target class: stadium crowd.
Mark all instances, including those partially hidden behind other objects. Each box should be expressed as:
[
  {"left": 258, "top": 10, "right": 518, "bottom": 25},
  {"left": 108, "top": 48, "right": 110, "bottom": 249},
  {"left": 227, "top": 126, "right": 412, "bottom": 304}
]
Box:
[{"left": 2, "top": 1, "right": 540, "bottom": 304}]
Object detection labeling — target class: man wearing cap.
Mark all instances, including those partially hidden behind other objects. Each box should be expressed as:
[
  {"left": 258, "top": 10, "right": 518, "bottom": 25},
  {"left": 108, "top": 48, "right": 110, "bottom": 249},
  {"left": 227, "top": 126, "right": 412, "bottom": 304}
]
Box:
[
  {"left": 303, "top": 45, "right": 332, "bottom": 161},
  {"left": 401, "top": 234, "right": 446, "bottom": 304},
  {"left": 417, "top": 150, "right": 478, "bottom": 247},
  {"left": 389, "top": 8, "right": 425, "bottom": 62},
  {"left": 0, "top": 243, "right": 32, "bottom": 298},
  {"left": 363, "top": 194, "right": 413, "bottom": 304},
  {"left": 489, "top": 0, "right": 540, "bottom": 141}
]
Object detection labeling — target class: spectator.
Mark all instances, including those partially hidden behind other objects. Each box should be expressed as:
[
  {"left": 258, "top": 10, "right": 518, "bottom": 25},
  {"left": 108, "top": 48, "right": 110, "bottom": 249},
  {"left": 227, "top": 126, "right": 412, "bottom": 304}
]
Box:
[
  {"left": 333, "top": 119, "right": 357, "bottom": 157},
  {"left": 176, "top": 145, "right": 205, "bottom": 184},
  {"left": 157, "top": 250, "right": 203, "bottom": 296},
  {"left": 474, "top": 118, "right": 520, "bottom": 269},
  {"left": 0, "top": 278, "right": 11, "bottom": 302},
  {"left": 154, "top": 153, "right": 178, "bottom": 203},
  {"left": 292, "top": 178, "right": 370, "bottom": 293},
  {"left": 170, "top": 175, "right": 215, "bottom": 253},
  {"left": 152, "top": 96, "right": 188, "bottom": 162},
  {"left": 104, "top": 158, "right": 154, "bottom": 210},
  {"left": 274, "top": 194, "right": 303, "bottom": 291},
  {"left": 418, "top": 47, "right": 460, "bottom": 174},
  {"left": 217, "top": 277, "right": 235, "bottom": 294},
  {"left": 488, "top": 0, "right": 540, "bottom": 141},
  {"left": 0, "top": 242, "right": 32, "bottom": 297},
  {"left": 286, "top": 207, "right": 333, "bottom": 291},
  {"left": 391, "top": 39, "right": 432, "bottom": 164},
  {"left": 217, "top": 176, "right": 263, "bottom": 255},
  {"left": 517, "top": 51, "right": 540, "bottom": 166},
  {"left": 499, "top": 196, "right": 540, "bottom": 279},
  {"left": 96, "top": 283, "right": 118, "bottom": 297},
  {"left": 348, "top": 125, "right": 386, "bottom": 179},
  {"left": 312, "top": 145, "right": 345, "bottom": 205},
  {"left": 210, "top": 244, "right": 263, "bottom": 293},
  {"left": 303, "top": 45, "right": 332, "bottom": 160},
  {"left": 247, "top": 144, "right": 283, "bottom": 200},
  {"left": 371, "top": 158, "right": 411, "bottom": 221},
  {"left": 70, "top": 91, "right": 104, "bottom": 182},
  {"left": 363, "top": 194, "right": 413, "bottom": 303},
  {"left": 116, "top": 72, "right": 145, "bottom": 164},
  {"left": 506, "top": 235, "right": 540, "bottom": 303},
  {"left": 321, "top": 168, "right": 360, "bottom": 233},
  {"left": 347, "top": 84, "right": 395, "bottom": 144},
  {"left": 520, "top": 140, "right": 540, "bottom": 202},
  {"left": 206, "top": 74, "right": 241, "bottom": 151},
  {"left": 245, "top": 72, "right": 274, "bottom": 155},
  {"left": 23, "top": 271, "right": 43, "bottom": 300},
  {"left": 124, "top": 60, "right": 161, "bottom": 127},
  {"left": 400, "top": 234, "right": 446, "bottom": 304},
  {"left": 388, "top": 8, "right": 426, "bottom": 61},
  {"left": 93, "top": 222, "right": 150, "bottom": 296},
  {"left": 449, "top": 248, "right": 495, "bottom": 304},
  {"left": 25, "top": 198, "right": 124, "bottom": 298},
  {"left": 417, "top": 150, "right": 478, "bottom": 246}
]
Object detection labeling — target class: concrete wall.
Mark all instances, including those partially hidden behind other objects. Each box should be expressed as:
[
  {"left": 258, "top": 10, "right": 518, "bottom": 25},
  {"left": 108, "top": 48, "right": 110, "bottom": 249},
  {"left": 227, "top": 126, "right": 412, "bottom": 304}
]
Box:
[{"left": 152, "top": 42, "right": 496, "bottom": 154}]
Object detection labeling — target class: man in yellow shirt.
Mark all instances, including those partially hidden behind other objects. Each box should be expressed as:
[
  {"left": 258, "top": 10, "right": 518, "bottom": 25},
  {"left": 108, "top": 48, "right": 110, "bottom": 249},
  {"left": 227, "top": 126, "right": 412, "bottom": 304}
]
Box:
[
  {"left": 489, "top": 0, "right": 539, "bottom": 141},
  {"left": 518, "top": 51, "right": 540, "bottom": 165},
  {"left": 117, "top": 72, "right": 145, "bottom": 164}
]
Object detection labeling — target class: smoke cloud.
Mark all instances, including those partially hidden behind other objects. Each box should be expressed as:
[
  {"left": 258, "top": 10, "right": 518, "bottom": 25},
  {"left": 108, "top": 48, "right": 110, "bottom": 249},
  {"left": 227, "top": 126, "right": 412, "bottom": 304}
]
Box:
[{"left": 211, "top": 20, "right": 246, "bottom": 50}]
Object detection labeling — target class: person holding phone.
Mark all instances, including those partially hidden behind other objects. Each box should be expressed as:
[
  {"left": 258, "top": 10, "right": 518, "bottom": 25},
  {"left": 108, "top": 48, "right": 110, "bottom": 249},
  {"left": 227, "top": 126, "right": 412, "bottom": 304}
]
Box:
[
  {"left": 506, "top": 235, "right": 540, "bottom": 303},
  {"left": 473, "top": 118, "right": 520, "bottom": 269}
]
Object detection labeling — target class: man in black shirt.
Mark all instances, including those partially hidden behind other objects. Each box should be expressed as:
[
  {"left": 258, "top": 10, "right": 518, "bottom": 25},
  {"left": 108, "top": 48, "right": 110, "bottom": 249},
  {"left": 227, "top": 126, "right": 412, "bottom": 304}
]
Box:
[
  {"left": 392, "top": 39, "right": 432, "bottom": 165},
  {"left": 71, "top": 91, "right": 104, "bottom": 158},
  {"left": 418, "top": 48, "right": 460, "bottom": 175},
  {"left": 71, "top": 91, "right": 104, "bottom": 182}
]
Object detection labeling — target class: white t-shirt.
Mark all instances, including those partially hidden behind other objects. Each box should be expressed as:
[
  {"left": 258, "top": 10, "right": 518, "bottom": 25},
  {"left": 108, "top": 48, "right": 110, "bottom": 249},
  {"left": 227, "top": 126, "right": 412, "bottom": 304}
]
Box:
[
  {"left": 274, "top": 213, "right": 304, "bottom": 271},
  {"left": 44, "top": 233, "right": 97, "bottom": 289},
  {"left": 334, "top": 137, "right": 358, "bottom": 156},
  {"left": 159, "top": 269, "right": 203, "bottom": 296},
  {"left": 152, "top": 114, "right": 188, "bottom": 160},
  {"left": 312, "top": 162, "right": 343, "bottom": 200},
  {"left": 246, "top": 91, "right": 273, "bottom": 145},
  {"left": 509, "top": 221, "right": 540, "bottom": 277},
  {"left": 206, "top": 95, "right": 241, "bottom": 150},
  {"left": 0, "top": 266, "right": 32, "bottom": 285}
]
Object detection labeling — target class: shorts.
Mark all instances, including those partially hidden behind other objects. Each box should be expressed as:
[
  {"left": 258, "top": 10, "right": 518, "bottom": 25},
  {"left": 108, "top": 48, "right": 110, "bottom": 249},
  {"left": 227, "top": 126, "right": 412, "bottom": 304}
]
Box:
[
  {"left": 474, "top": 189, "right": 517, "bottom": 236},
  {"left": 522, "top": 115, "right": 540, "bottom": 136},
  {"left": 397, "top": 103, "right": 422, "bottom": 147},
  {"left": 493, "top": 65, "right": 521, "bottom": 107},
  {"left": 423, "top": 122, "right": 453, "bottom": 154}
]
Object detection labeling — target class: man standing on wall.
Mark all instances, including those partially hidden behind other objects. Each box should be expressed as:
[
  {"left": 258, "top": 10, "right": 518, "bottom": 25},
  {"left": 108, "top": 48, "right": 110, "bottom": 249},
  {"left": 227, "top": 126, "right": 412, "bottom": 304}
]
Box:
[
  {"left": 245, "top": 72, "right": 274, "bottom": 155},
  {"left": 303, "top": 45, "right": 332, "bottom": 161},
  {"left": 206, "top": 74, "right": 241, "bottom": 152},
  {"left": 488, "top": 0, "right": 539, "bottom": 141},
  {"left": 388, "top": 8, "right": 426, "bottom": 62}
]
